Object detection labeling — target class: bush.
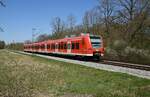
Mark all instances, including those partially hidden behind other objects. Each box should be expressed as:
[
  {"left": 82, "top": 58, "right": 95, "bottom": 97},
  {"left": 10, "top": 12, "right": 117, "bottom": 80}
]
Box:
[
  {"left": 112, "top": 40, "right": 127, "bottom": 61},
  {"left": 104, "top": 40, "right": 150, "bottom": 64},
  {"left": 0, "top": 40, "right": 5, "bottom": 49},
  {"left": 104, "top": 47, "right": 118, "bottom": 60},
  {"left": 124, "top": 47, "right": 150, "bottom": 64}
]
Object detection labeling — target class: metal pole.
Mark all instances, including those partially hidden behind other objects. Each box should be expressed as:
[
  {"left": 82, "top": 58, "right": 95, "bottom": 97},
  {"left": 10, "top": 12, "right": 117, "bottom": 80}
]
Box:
[{"left": 32, "top": 28, "right": 36, "bottom": 43}]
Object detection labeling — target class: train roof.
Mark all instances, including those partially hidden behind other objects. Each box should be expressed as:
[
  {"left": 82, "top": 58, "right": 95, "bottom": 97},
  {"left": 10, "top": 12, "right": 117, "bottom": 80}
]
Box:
[{"left": 24, "top": 33, "right": 101, "bottom": 45}]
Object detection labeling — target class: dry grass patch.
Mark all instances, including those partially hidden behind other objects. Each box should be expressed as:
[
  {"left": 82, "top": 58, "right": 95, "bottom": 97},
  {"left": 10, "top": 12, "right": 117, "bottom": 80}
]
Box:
[{"left": 0, "top": 50, "right": 150, "bottom": 97}]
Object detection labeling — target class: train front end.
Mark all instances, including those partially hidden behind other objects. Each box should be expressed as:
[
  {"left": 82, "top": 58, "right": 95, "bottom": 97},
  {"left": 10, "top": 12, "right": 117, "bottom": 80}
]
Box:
[{"left": 89, "top": 35, "right": 104, "bottom": 60}]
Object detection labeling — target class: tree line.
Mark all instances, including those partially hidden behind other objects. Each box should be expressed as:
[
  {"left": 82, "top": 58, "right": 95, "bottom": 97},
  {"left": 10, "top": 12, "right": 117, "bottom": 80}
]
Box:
[{"left": 0, "top": 40, "right": 5, "bottom": 49}]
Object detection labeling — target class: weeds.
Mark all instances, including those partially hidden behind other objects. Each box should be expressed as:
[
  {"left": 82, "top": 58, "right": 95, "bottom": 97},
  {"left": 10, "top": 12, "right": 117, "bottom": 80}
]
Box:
[{"left": 0, "top": 50, "right": 150, "bottom": 97}]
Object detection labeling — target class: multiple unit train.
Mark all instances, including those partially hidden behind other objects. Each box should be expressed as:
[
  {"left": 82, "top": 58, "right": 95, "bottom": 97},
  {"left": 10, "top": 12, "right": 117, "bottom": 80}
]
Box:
[{"left": 24, "top": 33, "right": 104, "bottom": 60}]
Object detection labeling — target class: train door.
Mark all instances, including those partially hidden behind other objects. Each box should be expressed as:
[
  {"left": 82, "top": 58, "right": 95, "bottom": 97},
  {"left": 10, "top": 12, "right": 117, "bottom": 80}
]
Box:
[
  {"left": 55, "top": 43, "right": 58, "bottom": 52},
  {"left": 39, "top": 44, "right": 41, "bottom": 52},
  {"left": 67, "top": 41, "right": 71, "bottom": 53},
  {"left": 45, "top": 43, "right": 47, "bottom": 52}
]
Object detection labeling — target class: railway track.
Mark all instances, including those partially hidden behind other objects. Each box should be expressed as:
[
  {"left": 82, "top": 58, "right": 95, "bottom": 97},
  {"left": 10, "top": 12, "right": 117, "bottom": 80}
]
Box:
[{"left": 100, "top": 60, "right": 150, "bottom": 71}]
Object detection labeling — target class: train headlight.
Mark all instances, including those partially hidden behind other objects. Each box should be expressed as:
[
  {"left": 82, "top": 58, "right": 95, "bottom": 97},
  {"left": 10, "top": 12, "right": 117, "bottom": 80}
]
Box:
[
  {"left": 101, "top": 53, "right": 104, "bottom": 56},
  {"left": 96, "top": 49, "right": 99, "bottom": 51}
]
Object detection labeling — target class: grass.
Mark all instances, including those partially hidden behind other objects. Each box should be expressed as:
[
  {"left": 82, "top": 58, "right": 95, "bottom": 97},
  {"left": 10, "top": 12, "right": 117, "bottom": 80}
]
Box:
[{"left": 0, "top": 50, "right": 150, "bottom": 97}]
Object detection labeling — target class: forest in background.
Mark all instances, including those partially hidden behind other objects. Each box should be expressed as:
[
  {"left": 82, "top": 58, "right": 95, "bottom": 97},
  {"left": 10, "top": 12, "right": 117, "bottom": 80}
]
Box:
[{"left": 4, "top": 0, "right": 150, "bottom": 64}]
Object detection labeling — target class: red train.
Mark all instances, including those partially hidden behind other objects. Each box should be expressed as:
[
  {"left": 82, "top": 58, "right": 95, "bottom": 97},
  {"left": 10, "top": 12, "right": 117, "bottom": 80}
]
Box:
[{"left": 24, "top": 33, "right": 104, "bottom": 60}]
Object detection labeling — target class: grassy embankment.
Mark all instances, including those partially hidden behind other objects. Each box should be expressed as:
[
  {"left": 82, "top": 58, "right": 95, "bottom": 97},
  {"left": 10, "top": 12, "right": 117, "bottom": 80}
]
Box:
[{"left": 0, "top": 50, "right": 150, "bottom": 97}]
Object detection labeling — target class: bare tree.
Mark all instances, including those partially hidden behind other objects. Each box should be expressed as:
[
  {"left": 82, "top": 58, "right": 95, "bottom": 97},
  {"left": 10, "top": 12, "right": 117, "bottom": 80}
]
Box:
[
  {"left": 24, "top": 40, "right": 32, "bottom": 44},
  {"left": 67, "top": 14, "right": 76, "bottom": 33},
  {"left": 97, "top": 0, "right": 114, "bottom": 36},
  {"left": 116, "top": 0, "right": 150, "bottom": 42},
  {"left": 83, "top": 11, "right": 90, "bottom": 32},
  {"left": 36, "top": 34, "right": 49, "bottom": 42},
  {"left": 117, "top": 0, "right": 150, "bottom": 23},
  {"left": 82, "top": 9, "right": 99, "bottom": 33},
  {"left": 117, "top": 0, "right": 137, "bottom": 22},
  {"left": 51, "top": 17, "right": 65, "bottom": 39}
]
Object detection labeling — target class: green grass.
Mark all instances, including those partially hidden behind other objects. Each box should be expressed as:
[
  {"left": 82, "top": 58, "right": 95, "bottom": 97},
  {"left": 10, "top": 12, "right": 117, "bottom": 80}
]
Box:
[{"left": 0, "top": 50, "right": 150, "bottom": 97}]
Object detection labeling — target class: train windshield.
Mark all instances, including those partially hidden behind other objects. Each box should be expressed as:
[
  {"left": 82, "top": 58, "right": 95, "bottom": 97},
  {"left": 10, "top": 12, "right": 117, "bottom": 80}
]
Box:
[{"left": 90, "top": 36, "right": 101, "bottom": 48}]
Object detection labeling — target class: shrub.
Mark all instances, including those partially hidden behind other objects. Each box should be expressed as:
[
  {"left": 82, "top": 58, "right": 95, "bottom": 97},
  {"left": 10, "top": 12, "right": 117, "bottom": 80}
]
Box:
[
  {"left": 111, "top": 40, "right": 127, "bottom": 61},
  {"left": 124, "top": 47, "right": 150, "bottom": 64}
]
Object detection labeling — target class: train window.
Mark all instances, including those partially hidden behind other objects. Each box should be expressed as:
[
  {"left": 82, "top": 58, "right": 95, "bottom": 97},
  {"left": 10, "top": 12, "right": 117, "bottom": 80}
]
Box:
[
  {"left": 64, "top": 43, "right": 67, "bottom": 49},
  {"left": 43, "top": 45, "right": 45, "bottom": 49},
  {"left": 90, "top": 36, "right": 101, "bottom": 48},
  {"left": 51, "top": 44, "right": 55, "bottom": 49},
  {"left": 54, "top": 44, "right": 55, "bottom": 49},
  {"left": 51, "top": 44, "right": 52, "bottom": 49},
  {"left": 53, "top": 44, "right": 55, "bottom": 49},
  {"left": 58, "top": 43, "right": 60, "bottom": 49},
  {"left": 51, "top": 44, "right": 53, "bottom": 49},
  {"left": 47, "top": 44, "right": 50, "bottom": 49},
  {"left": 49, "top": 44, "right": 51, "bottom": 49},
  {"left": 37, "top": 46, "right": 39, "bottom": 49},
  {"left": 55, "top": 44, "right": 58, "bottom": 49},
  {"left": 72, "top": 43, "right": 75, "bottom": 49},
  {"left": 41, "top": 44, "right": 45, "bottom": 49},
  {"left": 61, "top": 43, "right": 63, "bottom": 49},
  {"left": 76, "top": 43, "right": 79, "bottom": 49},
  {"left": 67, "top": 43, "right": 71, "bottom": 49}
]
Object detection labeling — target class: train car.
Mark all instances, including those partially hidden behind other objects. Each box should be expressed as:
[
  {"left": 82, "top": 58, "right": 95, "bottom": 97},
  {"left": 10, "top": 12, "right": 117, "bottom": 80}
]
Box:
[{"left": 24, "top": 33, "right": 104, "bottom": 60}]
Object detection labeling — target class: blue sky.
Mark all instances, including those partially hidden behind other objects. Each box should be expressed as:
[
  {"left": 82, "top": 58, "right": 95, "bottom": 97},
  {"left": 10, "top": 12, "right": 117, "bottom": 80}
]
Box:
[{"left": 0, "top": 0, "right": 98, "bottom": 43}]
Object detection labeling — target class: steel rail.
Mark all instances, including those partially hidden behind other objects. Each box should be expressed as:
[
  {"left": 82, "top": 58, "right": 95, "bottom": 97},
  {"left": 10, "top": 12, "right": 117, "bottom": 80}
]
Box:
[{"left": 100, "top": 60, "right": 150, "bottom": 71}]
